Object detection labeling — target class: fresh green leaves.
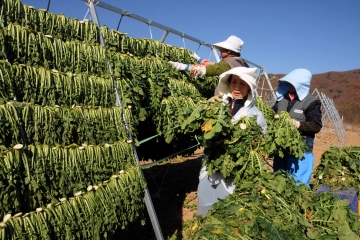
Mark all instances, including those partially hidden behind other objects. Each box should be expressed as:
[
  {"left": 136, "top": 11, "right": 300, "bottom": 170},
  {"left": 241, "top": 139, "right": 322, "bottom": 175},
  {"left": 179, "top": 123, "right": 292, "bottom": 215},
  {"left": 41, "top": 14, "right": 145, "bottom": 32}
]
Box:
[
  {"left": 0, "top": 142, "right": 138, "bottom": 217},
  {"left": 1, "top": 166, "right": 146, "bottom": 240},
  {"left": 182, "top": 100, "right": 269, "bottom": 183},
  {"left": 186, "top": 173, "right": 360, "bottom": 239},
  {"left": 264, "top": 111, "right": 307, "bottom": 159},
  {"left": 313, "top": 146, "right": 360, "bottom": 192}
]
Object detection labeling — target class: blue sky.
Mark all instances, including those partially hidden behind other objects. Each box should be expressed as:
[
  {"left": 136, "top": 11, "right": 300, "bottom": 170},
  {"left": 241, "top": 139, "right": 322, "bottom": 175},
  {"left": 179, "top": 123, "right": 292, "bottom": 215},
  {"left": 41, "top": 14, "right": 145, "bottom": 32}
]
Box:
[{"left": 21, "top": 0, "right": 360, "bottom": 75}]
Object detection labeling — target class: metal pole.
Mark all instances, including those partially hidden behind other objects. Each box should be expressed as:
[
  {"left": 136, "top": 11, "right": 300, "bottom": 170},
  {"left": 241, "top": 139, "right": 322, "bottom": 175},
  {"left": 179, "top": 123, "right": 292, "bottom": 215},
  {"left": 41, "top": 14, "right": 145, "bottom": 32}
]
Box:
[
  {"left": 81, "top": 0, "right": 212, "bottom": 48},
  {"left": 47, "top": 0, "right": 51, "bottom": 11},
  {"left": 80, "top": 0, "right": 274, "bottom": 91},
  {"left": 261, "top": 69, "right": 277, "bottom": 102},
  {"left": 212, "top": 47, "right": 220, "bottom": 62},
  {"left": 86, "top": 1, "right": 164, "bottom": 239},
  {"left": 160, "top": 30, "right": 169, "bottom": 43}
]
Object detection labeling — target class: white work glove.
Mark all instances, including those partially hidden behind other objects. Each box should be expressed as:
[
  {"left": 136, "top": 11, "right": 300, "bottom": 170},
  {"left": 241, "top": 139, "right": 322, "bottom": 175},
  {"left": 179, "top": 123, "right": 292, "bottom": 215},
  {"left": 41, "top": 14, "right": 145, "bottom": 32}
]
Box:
[
  {"left": 169, "top": 61, "right": 188, "bottom": 71},
  {"left": 291, "top": 118, "right": 301, "bottom": 129},
  {"left": 190, "top": 52, "right": 201, "bottom": 62}
]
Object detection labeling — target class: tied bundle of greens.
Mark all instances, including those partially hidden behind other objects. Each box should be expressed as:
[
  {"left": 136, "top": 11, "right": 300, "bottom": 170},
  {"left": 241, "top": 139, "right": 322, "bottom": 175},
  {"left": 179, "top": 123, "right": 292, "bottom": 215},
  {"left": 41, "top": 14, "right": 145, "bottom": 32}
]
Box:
[
  {"left": 181, "top": 100, "right": 231, "bottom": 141},
  {"left": 254, "top": 96, "right": 275, "bottom": 125},
  {"left": 0, "top": 166, "right": 147, "bottom": 240},
  {"left": 0, "top": 142, "right": 138, "bottom": 216},
  {"left": 155, "top": 96, "right": 199, "bottom": 143},
  {"left": 182, "top": 100, "right": 269, "bottom": 185},
  {"left": 204, "top": 116, "right": 267, "bottom": 186},
  {"left": 265, "top": 111, "right": 307, "bottom": 159}
]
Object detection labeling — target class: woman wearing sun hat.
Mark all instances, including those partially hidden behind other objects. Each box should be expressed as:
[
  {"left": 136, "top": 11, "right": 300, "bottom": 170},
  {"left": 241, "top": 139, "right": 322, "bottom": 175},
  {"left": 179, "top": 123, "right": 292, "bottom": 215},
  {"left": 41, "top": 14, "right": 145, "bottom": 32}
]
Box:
[
  {"left": 196, "top": 66, "right": 267, "bottom": 216},
  {"left": 169, "top": 35, "right": 249, "bottom": 93}
]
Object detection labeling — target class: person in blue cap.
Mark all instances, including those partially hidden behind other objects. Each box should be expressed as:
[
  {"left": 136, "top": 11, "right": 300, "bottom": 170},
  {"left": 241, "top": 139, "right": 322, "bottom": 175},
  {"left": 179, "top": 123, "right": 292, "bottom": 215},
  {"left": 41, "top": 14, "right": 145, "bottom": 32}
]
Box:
[{"left": 272, "top": 68, "right": 322, "bottom": 188}]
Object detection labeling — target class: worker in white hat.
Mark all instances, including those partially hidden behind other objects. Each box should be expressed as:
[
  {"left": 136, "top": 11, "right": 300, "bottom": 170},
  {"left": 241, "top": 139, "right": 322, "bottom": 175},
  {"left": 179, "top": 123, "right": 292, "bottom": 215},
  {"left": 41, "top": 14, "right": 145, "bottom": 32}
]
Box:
[
  {"left": 169, "top": 35, "right": 249, "bottom": 94},
  {"left": 197, "top": 67, "right": 267, "bottom": 216}
]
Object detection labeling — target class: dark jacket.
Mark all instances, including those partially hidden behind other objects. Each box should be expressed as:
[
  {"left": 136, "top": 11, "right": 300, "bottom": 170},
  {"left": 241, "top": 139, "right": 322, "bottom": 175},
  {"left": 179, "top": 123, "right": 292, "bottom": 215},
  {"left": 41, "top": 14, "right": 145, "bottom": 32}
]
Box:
[{"left": 273, "top": 93, "right": 322, "bottom": 152}]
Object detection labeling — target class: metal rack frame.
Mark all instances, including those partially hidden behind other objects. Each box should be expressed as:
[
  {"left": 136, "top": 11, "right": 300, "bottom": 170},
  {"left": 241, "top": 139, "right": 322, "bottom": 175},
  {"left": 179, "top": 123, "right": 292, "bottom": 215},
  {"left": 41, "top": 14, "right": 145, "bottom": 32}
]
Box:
[
  {"left": 83, "top": 1, "right": 283, "bottom": 239},
  {"left": 312, "top": 88, "right": 346, "bottom": 147},
  {"left": 86, "top": 1, "right": 164, "bottom": 239},
  {"left": 81, "top": 0, "right": 277, "bottom": 103}
]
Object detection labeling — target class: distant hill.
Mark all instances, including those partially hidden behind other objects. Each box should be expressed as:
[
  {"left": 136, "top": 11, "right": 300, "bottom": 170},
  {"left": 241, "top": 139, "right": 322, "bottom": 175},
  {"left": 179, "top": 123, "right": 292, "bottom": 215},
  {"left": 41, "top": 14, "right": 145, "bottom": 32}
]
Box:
[{"left": 268, "top": 69, "right": 360, "bottom": 125}]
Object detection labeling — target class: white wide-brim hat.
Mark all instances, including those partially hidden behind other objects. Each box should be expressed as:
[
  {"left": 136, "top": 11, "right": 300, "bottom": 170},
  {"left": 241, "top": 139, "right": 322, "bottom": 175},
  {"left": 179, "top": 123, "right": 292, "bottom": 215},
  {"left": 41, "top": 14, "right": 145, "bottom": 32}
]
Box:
[
  {"left": 218, "top": 67, "right": 257, "bottom": 101},
  {"left": 212, "top": 35, "right": 244, "bottom": 53}
]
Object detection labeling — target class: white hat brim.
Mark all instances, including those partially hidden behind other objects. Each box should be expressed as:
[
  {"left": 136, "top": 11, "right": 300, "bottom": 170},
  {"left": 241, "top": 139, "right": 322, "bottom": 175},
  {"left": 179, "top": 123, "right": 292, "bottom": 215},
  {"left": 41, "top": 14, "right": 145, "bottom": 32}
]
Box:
[
  {"left": 218, "top": 67, "right": 257, "bottom": 96},
  {"left": 213, "top": 41, "right": 239, "bottom": 53}
]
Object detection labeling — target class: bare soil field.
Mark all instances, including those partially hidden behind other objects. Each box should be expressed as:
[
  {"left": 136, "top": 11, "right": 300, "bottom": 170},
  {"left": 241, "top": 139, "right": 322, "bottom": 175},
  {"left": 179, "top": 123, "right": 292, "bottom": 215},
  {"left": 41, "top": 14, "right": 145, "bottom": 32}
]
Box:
[
  {"left": 313, "top": 127, "right": 360, "bottom": 167},
  {"left": 117, "top": 127, "right": 360, "bottom": 239}
]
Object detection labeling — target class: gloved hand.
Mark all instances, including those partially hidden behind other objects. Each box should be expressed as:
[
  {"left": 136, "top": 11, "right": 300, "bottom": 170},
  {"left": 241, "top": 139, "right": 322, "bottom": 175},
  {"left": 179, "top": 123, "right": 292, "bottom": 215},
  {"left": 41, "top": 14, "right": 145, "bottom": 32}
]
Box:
[
  {"left": 169, "top": 61, "right": 188, "bottom": 71},
  {"left": 207, "top": 94, "right": 224, "bottom": 103},
  {"left": 291, "top": 118, "right": 300, "bottom": 129},
  {"left": 190, "top": 52, "right": 201, "bottom": 62}
]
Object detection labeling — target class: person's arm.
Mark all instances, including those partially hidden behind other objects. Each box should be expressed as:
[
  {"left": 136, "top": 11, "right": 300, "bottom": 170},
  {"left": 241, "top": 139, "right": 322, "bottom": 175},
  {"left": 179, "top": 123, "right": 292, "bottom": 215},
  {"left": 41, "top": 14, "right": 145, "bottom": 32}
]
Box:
[
  {"left": 204, "top": 61, "right": 231, "bottom": 76},
  {"left": 169, "top": 60, "right": 231, "bottom": 78},
  {"left": 200, "top": 59, "right": 215, "bottom": 66},
  {"left": 191, "top": 52, "right": 214, "bottom": 66},
  {"left": 185, "top": 60, "right": 231, "bottom": 77},
  {"left": 298, "top": 100, "right": 322, "bottom": 134}
]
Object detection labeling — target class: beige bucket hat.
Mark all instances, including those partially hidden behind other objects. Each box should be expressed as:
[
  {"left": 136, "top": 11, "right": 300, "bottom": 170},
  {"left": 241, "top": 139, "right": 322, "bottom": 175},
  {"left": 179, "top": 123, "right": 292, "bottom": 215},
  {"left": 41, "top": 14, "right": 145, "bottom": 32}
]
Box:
[{"left": 212, "top": 35, "right": 244, "bottom": 53}]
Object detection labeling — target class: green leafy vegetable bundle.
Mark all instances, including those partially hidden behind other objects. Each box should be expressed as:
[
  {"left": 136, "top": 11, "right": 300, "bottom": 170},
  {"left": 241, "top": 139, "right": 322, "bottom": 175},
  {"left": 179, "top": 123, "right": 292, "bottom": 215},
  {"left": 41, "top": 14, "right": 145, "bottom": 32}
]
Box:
[
  {"left": 182, "top": 100, "right": 269, "bottom": 185},
  {"left": 255, "top": 96, "right": 275, "bottom": 125},
  {"left": 265, "top": 111, "right": 307, "bottom": 159},
  {"left": 0, "top": 142, "right": 137, "bottom": 216},
  {"left": 101, "top": 25, "right": 195, "bottom": 62},
  {"left": 2, "top": 0, "right": 100, "bottom": 44},
  {"left": 154, "top": 96, "right": 200, "bottom": 143},
  {"left": 10, "top": 63, "right": 116, "bottom": 107},
  {"left": 5, "top": 23, "right": 109, "bottom": 75},
  {"left": 0, "top": 166, "right": 146, "bottom": 240},
  {"left": 0, "top": 101, "right": 137, "bottom": 147}
]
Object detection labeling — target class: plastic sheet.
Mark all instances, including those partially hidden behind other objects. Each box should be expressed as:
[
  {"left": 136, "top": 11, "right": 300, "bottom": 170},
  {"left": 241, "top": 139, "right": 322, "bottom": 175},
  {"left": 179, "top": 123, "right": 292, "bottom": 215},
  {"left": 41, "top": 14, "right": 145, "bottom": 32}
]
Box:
[{"left": 316, "top": 185, "right": 358, "bottom": 213}]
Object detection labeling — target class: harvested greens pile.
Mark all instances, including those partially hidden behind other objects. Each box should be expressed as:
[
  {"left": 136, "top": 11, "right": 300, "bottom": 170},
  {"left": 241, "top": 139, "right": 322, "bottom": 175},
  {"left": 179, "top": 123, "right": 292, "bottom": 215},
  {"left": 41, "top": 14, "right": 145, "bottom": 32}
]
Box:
[
  {"left": 313, "top": 146, "right": 360, "bottom": 192},
  {"left": 182, "top": 98, "right": 360, "bottom": 239},
  {"left": 185, "top": 173, "right": 360, "bottom": 239}
]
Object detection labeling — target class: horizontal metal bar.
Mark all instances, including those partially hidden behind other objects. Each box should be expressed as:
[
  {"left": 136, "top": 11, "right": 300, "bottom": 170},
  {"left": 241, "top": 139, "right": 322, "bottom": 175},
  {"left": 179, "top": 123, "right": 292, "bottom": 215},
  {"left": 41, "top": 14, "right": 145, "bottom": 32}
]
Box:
[
  {"left": 82, "top": 0, "right": 212, "bottom": 48},
  {"left": 82, "top": 1, "right": 268, "bottom": 73},
  {"left": 243, "top": 58, "right": 262, "bottom": 69}
]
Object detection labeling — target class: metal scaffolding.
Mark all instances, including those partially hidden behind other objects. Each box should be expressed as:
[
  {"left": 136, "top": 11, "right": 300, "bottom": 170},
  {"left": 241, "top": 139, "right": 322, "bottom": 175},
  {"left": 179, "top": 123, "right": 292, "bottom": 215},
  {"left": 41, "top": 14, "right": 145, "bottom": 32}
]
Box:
[
  {"left": 81, "top": 0, "right": 277, "bottom": 103},
  {"left": 83, "top": 1, "right": 281, "bottom": 239},
  {"left": 86, "top": 1, "right": 164, "bottom": 239},
  {"left": 312, "top": 88, "right": 346, "bottom": 147},
  {"left": 255, "top": 68, "right": 277, "bottom": 105}
]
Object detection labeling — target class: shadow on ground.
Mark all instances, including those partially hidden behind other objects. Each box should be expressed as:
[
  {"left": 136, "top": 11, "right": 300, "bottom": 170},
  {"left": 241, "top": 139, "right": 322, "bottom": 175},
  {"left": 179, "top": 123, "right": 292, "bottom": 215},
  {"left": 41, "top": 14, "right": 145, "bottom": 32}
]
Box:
[{"left": 113, "top": 150, "right": 204, "bottom": 239}]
